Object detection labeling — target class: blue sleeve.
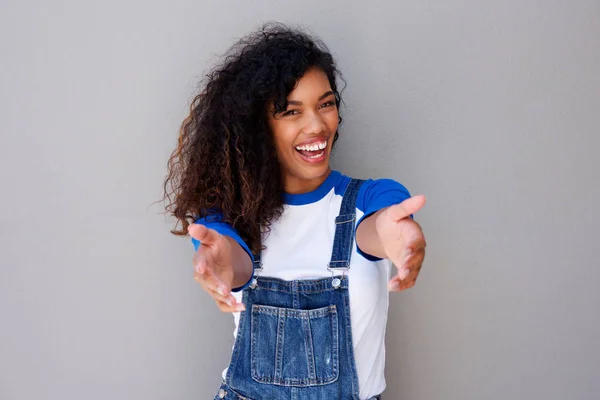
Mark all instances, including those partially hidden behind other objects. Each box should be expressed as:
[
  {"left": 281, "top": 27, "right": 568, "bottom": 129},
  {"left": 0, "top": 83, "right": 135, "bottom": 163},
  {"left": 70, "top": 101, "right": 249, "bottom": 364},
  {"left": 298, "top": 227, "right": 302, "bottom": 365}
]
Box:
[
  {"left": 355, "top": 178, "right": 412, "bottom": 261},
  {"left": 191, "top": 213, "right": 254, "bottom": 292}
]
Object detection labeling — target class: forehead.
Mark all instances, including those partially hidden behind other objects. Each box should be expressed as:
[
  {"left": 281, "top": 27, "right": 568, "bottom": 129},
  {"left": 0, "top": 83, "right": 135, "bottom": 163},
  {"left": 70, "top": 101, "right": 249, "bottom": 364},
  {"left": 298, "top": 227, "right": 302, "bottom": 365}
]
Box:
[{"left": 287, "top": 67, "right": 332, "bottom": 99}]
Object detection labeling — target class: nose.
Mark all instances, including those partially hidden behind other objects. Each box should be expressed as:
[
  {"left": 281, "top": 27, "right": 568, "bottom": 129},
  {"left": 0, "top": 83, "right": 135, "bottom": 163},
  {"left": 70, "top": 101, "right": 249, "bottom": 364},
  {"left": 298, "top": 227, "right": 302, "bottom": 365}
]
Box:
[{"left": 303, "top": 110, "right": 327, "bottom": 135}]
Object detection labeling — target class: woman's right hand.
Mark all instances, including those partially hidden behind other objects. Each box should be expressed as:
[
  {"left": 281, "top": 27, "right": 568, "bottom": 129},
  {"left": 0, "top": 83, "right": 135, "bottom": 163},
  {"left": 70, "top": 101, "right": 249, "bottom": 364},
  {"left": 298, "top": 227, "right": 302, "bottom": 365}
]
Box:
[{"left": 188, "top": 224, "right": 246, "bottom": 312}]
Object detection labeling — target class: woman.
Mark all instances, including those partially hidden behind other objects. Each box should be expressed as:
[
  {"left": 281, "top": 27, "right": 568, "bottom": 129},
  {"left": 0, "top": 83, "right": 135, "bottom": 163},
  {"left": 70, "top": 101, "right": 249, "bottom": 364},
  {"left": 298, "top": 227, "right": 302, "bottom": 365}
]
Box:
[{"left": 164, "top": 23, "right": 426, "bottom": 400}]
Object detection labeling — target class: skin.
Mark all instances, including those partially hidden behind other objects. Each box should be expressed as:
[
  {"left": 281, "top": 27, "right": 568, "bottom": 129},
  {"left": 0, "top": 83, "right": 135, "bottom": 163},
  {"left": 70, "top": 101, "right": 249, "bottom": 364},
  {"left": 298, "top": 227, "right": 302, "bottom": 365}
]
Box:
[
  {"left": 189, "top": 67, "right": 426, "bottom": 312},
  {"left": 267, "top": 67, "right": 339, "bottom": 194}
]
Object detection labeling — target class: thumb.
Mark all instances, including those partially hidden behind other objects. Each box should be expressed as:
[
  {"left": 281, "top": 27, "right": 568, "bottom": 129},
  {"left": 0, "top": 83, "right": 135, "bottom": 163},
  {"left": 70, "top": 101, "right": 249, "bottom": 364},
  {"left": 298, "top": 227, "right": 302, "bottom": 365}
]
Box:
[
  {"left": 188, "top": 223, "right": 220, "bottom": 246},
  {"left": 385, "top": 195, "right": 426, "bottom": 221}
]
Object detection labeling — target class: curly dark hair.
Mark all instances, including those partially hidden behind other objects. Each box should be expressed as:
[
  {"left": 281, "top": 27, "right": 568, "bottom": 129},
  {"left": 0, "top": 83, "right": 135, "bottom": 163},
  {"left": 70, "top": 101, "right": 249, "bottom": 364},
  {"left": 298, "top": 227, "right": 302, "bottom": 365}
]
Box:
[{"left": 163, "top": 23, "right": 344, "bottom": 254}]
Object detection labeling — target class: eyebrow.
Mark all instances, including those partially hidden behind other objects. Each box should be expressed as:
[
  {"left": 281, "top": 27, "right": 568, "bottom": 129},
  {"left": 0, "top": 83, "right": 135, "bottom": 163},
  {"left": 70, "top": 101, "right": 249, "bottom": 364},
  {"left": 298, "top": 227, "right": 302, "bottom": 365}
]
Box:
[{"left": 287, "top": 90, "right": 335, "bottom": 106}]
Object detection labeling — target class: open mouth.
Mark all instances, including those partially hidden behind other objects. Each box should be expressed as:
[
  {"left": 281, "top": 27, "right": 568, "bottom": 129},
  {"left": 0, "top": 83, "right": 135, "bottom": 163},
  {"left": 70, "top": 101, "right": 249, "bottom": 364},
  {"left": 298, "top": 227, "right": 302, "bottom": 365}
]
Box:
[{"left": 294, "top": 140, "right": 328, "bottom": 161}]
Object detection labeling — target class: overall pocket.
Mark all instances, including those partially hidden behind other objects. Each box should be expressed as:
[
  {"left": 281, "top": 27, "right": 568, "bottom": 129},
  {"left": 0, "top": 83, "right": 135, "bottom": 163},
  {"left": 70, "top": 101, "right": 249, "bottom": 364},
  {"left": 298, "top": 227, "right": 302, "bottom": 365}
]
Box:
[{"left": 250, "top": 304, "right": 339, "bottom": 387}]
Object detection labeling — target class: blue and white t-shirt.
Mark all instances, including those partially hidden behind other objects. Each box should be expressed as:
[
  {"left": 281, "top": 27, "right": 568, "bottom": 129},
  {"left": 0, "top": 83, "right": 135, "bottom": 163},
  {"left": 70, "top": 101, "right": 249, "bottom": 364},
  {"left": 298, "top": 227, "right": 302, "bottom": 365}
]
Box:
[{"left": 192, "top": 170, "right": 411, "bottom": 399}]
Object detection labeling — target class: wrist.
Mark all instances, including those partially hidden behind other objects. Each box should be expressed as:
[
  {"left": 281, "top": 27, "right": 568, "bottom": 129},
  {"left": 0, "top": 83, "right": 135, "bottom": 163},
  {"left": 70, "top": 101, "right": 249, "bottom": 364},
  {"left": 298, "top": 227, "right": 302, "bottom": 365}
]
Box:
[
  {"left": 356, "top": 208, "right": 389, "bottom": 260},
  {"left": 373, "top": 208, "right": 387, "bottom": 252},
  {"left": 225, "top": 236, "right": 253, "bottom": 289}
]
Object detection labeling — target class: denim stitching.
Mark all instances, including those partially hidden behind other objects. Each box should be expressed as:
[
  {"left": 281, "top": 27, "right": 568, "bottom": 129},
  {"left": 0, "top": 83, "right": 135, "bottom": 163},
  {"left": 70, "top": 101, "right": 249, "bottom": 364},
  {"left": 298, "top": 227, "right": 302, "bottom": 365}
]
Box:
[
  {"left": 274, "top": 308, "right": 285, "bottom": 380},
  {"left": 249, "top": 305, "right": 339, "bottom": 386},
  {"left": 302, "top": 315, "right": 316, "bottom": 380}
]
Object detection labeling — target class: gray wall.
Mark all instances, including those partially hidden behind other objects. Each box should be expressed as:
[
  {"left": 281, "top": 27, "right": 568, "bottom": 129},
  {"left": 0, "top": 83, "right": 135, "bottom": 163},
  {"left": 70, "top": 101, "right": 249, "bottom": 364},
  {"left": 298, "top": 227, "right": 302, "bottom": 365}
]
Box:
[{"left": 1, "top": 1, "right": 599, "bottom": 399}]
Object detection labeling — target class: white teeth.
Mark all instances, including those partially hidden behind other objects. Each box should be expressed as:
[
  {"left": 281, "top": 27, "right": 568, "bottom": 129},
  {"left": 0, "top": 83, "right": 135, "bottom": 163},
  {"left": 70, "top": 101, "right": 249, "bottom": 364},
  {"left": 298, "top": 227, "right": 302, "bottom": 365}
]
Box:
[
  {"left": 307, "top": 151, "right": 325, "bottom": 159},
  {"left": 295, "top": 141, "right": 327, "bottom": 151}
]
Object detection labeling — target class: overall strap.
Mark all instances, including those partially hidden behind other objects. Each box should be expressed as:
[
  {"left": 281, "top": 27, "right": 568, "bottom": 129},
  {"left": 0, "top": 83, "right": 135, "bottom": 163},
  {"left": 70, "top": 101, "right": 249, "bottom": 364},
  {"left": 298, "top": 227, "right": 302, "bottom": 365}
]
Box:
[
  {"left": 252, "top": 251, "right": 263, "bottom": 270},
  {"left": 328, "top": 178, "right": 365, "bottom": 271},
  {"left": 248, "top": 249, "right": 263, "bottom": 289}
]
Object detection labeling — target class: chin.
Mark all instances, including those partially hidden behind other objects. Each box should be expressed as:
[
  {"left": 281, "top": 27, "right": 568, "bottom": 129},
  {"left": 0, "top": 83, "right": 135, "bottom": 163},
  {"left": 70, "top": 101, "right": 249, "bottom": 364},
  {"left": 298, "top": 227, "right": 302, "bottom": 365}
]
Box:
[{"left": 297, "top": 162, "right": 331, "bottom": 180}]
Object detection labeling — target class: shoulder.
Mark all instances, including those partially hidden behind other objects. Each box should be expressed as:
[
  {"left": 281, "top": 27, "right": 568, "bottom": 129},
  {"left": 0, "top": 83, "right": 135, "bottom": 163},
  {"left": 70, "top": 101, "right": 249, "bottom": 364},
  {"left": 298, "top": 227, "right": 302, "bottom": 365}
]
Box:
[{"left": 335, "top": 172, "right": 412, "bottom": 214}]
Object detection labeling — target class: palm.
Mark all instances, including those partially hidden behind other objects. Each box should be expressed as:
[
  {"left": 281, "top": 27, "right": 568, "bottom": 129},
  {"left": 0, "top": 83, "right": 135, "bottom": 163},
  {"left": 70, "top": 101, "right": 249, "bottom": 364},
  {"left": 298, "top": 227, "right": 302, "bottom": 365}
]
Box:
[
  {"left": 188, "top": 223, "right": 248, "bottom": 313},
  {"left": 196, "top": 234, "right": 234, "bottom": 283},
  {"left": 378, "top": 217, "right": 423, "bottom": 268},
  {"left": 375, "top": 195, "right": 427, "bottom": 291},
  {"left": 189, "top": 224, "right": 235, "bottom": 290}
]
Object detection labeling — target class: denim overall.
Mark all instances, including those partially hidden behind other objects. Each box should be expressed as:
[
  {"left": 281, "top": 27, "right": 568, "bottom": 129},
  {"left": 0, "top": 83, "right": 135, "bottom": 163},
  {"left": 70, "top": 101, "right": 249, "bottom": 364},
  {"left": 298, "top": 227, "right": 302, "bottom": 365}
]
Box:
[{"left": 214, "top": 179, "right": 382, "bottom": 400}]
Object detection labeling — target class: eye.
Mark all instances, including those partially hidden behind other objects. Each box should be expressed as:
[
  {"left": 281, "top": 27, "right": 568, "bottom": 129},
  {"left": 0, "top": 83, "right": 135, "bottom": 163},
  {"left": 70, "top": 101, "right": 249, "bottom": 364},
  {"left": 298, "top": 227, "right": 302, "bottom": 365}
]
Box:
[
  {"left": 319, "top": 101, "right": 336, "bottom": 109},
  {"left": 282, "top": 109, "right": 299, "bottom": 116}
]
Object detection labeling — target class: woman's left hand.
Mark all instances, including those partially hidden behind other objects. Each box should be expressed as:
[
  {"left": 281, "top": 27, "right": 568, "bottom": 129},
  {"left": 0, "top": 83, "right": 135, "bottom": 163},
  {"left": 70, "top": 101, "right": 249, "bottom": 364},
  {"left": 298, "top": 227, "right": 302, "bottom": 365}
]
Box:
[{"left": 375, "top": 196, "right": 427, "bottom": 292}]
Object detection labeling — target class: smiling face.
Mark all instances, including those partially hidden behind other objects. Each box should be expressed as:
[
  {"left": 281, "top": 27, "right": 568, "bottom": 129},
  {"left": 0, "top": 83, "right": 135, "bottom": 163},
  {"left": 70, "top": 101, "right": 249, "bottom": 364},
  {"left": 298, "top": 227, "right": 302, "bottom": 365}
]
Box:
[{"left": 268, "top": 67, "right": 339, "bottom": 194}]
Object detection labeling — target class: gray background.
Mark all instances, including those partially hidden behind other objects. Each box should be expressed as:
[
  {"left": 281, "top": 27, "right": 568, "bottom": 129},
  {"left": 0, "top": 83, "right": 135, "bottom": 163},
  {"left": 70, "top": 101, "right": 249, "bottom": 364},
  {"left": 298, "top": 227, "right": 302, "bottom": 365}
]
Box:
[{"left": 1, "top": 0, "right": 599, "bottom": 399}]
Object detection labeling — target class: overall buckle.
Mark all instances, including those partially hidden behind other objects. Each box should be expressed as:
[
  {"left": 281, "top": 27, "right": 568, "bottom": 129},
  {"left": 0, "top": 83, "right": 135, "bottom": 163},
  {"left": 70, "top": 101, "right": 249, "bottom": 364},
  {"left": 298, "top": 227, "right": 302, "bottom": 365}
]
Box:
[{"left": 327, "top": 265, "right": 349, "bottom": 289}]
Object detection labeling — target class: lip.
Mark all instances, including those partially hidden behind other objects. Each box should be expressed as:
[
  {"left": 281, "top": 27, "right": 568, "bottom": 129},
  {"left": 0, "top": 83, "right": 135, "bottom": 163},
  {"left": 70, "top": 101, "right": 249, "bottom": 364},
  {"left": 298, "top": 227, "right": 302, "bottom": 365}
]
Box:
[
  {"left": 294, "top": 136, "right": 330, "bottom": 148},
  {"left": 293, "top": 135, "right": 330, "bottom": 164},
  {"left": 295, "top": 148, "right": 328, "bottom": 164}
]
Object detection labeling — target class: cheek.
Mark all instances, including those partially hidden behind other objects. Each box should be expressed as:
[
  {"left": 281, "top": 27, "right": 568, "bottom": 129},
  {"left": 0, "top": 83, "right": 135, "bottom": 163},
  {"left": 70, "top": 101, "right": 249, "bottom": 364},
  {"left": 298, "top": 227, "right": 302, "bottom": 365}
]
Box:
[
  {"left": 271, "top": 124, "right": 297, "bottom": 154},
  {"left": 326, "top": 110, "right": 339, "bottom": 131}
]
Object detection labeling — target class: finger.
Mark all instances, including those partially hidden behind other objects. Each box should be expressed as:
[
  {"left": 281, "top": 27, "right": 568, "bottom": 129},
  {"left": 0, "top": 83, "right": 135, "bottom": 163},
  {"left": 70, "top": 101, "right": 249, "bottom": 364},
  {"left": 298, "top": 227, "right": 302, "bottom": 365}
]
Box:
[
  {"left": 194, "top": 267, "right": 230, "bottom": 296},
  {"left": 192, "top": 250, "right": 210, "bottom": 275},
  {"left": 389, "top": 273, "right": 417, "bottom": 292},
  {"left": 192, "top": 246, "right": 222, "bottom": 277},
  {"left": 401, "top": 231, "right": 426, "bottom": 261},
  {"left": 192, "top": 248, "right": 221, "bottom": 276},
  {"left": 390, "top": 260, "right": 423, "bottom": 291},
  {"left": 385, "top": 195, "right": 426, "bottom": 222},
  {"left": 402, "top": 250, "right": 425, "bottom": 271},
  {"left": 401, "top": 239, "right": 424, "bottom": 263},
  {"left": 398, "top": 254, "right": 423, "bottom": 282},
  {"left": 388, "top": 271, "right": 406, "bottom": 289},
  {"left": 194, "top": 274, "right": 238, "bottom": 307},
  {"left": 397, "top": 279, "right": 416, "bottom": 291},
  {"left": 188, "top": 223, "right": 221, "bottom": 246},
  {"left": 388, "top": 257, "right": 423, "bottom": 290},
  {"left": 207, "top": 283, "right": 237, "bottom": 306},
  {"left": 405, "top": 233, "right": 426, "bottom": 253},
  {"left": 399, "top": 267, "right": 420, "bottom": 290},
  {"left": 391, "top": 259, "right": 415, "bottom": 282},
  {"left": 215, "top": 298, "right": 246, "bottom": 313},
  {"left": 193, "top": 260, "right": 228, "bottom": 291},
  {"left": 388, "top": 276, "right": 402, "bottom": 291}
]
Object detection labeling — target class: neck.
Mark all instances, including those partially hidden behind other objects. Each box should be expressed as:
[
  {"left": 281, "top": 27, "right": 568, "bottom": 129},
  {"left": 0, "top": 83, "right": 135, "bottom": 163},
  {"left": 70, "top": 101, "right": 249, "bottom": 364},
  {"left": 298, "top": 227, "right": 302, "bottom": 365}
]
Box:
[{"left": 284, "top": 169, "right": 332, "bottom": 194}]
